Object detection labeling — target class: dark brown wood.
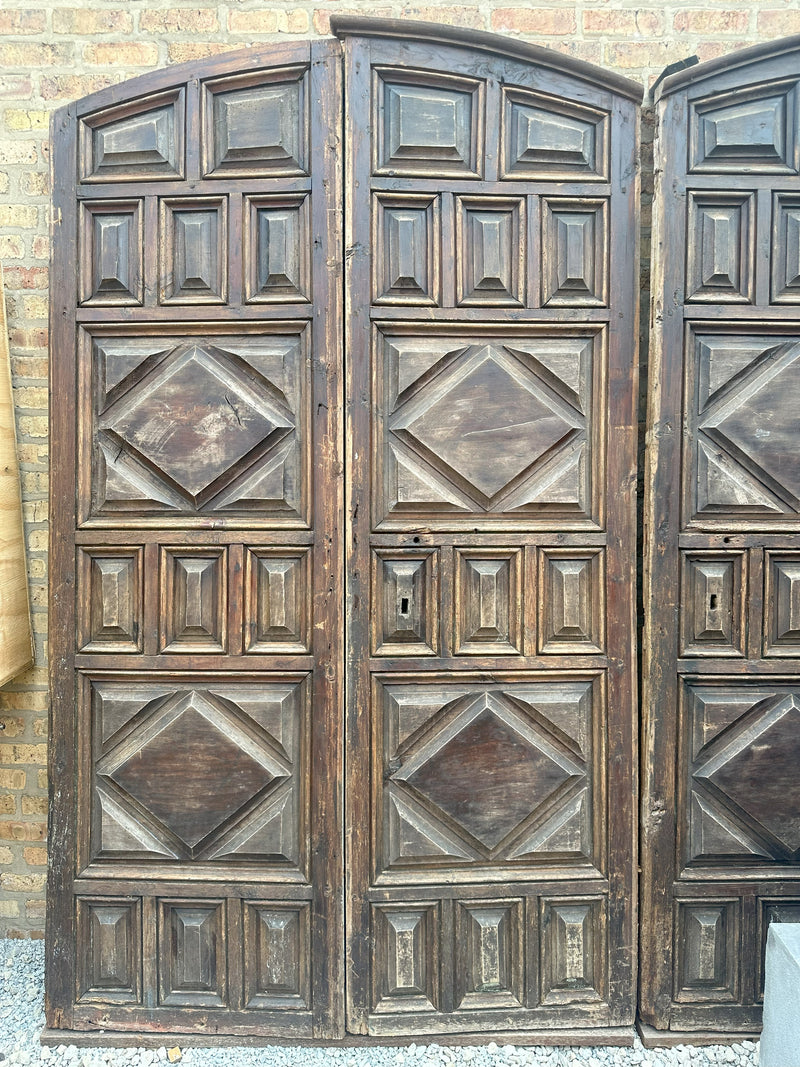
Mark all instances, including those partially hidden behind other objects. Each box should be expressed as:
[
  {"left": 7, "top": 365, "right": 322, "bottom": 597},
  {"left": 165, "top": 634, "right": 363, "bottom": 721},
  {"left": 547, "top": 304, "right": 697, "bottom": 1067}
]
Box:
[
  {"left": 48, "top": 39, "right": 343, "bottom": 1039},
  {"left": 341, "top": 24, "right": 640, "bottom": 1038},
  {"left": 642, "top": 39, "right": 800, "bottom": 1037},
  {"left": 50, "top": 19, "right": 640, "bottom": 1042}
]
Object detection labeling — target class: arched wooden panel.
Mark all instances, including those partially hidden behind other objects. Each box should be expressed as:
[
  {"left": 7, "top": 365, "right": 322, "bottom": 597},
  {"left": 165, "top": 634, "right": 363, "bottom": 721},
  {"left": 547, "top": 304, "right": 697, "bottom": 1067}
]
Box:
[
  {"left": 338, "top": 17, "right": 641, "bottom": 1038},
  {"left": 48, "top": 39, "right": 344, "bottom": 1039},
  {"left": 642, "top": 36, "right": 800, "bottom": 1039}
]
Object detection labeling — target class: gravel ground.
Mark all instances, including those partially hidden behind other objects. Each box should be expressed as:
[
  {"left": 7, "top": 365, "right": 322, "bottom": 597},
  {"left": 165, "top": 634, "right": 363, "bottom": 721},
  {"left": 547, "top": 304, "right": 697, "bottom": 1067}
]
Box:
[{"left": 0, "top": 939, "right": 759, "bottom": 1067}]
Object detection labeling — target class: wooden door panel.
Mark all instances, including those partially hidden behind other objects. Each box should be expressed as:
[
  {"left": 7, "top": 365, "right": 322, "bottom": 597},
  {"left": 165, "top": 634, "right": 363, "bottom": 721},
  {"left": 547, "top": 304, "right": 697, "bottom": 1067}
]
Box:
[
  {"left": 49, "top": 40, "right": 343, "bottom": 1037},
  {"left": 643, "top": 40, "right": 800, "bottom": 1036},
  {"left": 341, "top": 19, "right": 640, "bottom": 1037}
]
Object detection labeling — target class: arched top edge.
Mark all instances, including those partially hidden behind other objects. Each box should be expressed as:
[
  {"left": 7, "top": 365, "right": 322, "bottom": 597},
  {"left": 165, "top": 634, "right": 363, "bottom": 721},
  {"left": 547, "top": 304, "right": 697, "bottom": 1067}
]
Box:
[
  {"left": 330, "top": 15, "right": 644, "bottom": 103},
  {"left": 656, "top": 34, "right": 800, "bottom": 102},
  {"left": 67, "top": 38, "right": 317, "bottom": 119}
]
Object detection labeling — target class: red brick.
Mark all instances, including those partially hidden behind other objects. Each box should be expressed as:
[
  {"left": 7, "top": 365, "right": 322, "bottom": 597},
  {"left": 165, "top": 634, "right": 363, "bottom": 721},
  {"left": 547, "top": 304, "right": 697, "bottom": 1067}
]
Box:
[
  {"left": 584, "top": 9, "right": 664, "bottom": 36},
  {"left": 23, "top": 847, "right": 47, "bottom": 866},
  {"left": 401, "top": 7, "right": 485, "bottom": 29},
  {"left": 229, "top": 9, "right": 309, "bottom": 34},
  {"left": 53, "top": 8, "right": 133, "bottom": 35},
  {"left": 26, "top": 900, "right": 46, "bottom": 922},
  {"left": 606, "top": 41, "right": 674, "bottom": 70},
  {"left": 167, "top": 42, "right": 236, "bottom": 63},
  {"left": 40, "top": 75, "right": 117, "bottom": 101},
  {"left": 0, "top": 76, "right": 33, "bottom": 100},
  {"left": 490, "top": 8, "right": 577, "bottom": 35},
  {"left": 313, "top": 8, "right": 392, "bottom": 35}
]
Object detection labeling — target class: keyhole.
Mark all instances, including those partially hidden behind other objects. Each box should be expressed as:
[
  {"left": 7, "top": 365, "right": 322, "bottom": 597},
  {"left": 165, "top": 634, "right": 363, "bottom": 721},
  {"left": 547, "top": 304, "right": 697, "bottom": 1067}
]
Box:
[
  {"left": 400, "top": 597, "right": 410, "bottom": 615},
  {"left": 709, "top": 594, "right": 718, "bottom": 610}
]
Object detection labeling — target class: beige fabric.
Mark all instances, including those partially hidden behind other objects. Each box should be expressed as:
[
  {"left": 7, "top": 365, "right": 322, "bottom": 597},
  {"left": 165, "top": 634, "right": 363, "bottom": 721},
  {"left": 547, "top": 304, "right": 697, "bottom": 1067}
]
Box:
[{"left": 0, "top": 260, "right": 33, "bottom": 687}]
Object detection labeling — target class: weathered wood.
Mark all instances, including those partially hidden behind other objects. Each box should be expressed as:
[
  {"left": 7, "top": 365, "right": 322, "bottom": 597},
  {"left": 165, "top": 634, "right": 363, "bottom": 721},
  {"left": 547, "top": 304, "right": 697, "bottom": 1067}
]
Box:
[
  {"left": 0, "top": 260, "right": 33, "bottom": 688},
  {"left": 339, "top": 21, "right": 640, "bottom": 1038},
  {"left": 642, "top": 37, "right": 800, "bottom": 1037}
]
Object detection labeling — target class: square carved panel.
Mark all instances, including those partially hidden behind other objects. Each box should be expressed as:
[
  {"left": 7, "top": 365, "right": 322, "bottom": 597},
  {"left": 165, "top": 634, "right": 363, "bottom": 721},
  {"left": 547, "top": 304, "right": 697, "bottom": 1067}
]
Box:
[
  {"left": 77, "top": 547, "right": 143, "bottom": 654},
  {"left": 501, "top": 86, "right": 609, "bottom": 180},
  {"left": 372, "top": 549, "right": 438, "bottom": 656},
  {"left": 76, "top": 897, "right": 142, "bottom": 1004},
  {"left": 80, "top": 200, "right": 143, "bottom": 306},
  {"left": 244, "top": 547, "right": 310, "bottom": 653},
  {"left": 245, "top": 194, "right": 311, "bottom": 303},
  {"left": 79, "top": 88, "right": 185, "bottom": 182},
  {"left": 456, "top": 196, "right": 525, "bottom": 307},
  {"left": 373, "top": 194, "right": 441, "bottom": 306},
  {"left": 159, "top": 197, "right": 227, "bottom": 304},
  {"left": 453, "top": 548, "right": 523, "bottom": 656},
  {"left": 541, "top": 198, "right": 608, "bottom": 307},
  {"left": 160, "top": 546, "right": 226, "bottom": 654},
  {"left": 685, "top": 192, "right": 755, "bottom": 304}
]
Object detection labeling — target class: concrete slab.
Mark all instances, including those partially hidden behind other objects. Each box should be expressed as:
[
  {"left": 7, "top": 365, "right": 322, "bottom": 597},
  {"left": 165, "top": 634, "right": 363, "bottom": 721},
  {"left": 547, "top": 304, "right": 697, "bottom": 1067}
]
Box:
[{"left": 761, "top": 923, "right": 800, "bottom": 1066}]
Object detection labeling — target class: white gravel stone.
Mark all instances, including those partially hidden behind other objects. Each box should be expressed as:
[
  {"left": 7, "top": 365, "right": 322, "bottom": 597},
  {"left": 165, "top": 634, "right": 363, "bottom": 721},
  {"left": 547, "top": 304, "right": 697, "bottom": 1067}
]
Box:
[{"left": 0, "top": 939, "right": 761, "bottom": 1067}]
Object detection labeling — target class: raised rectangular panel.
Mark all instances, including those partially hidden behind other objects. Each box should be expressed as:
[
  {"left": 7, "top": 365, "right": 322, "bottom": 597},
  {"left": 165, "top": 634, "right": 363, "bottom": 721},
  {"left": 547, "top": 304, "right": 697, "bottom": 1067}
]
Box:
[
  {"left": 243, "top": 902, "right": 310, "bottom": 1009},
  {"left": 686, "top": 192, "right": 754, "bottom": 304},
  {"left": 76, "top": 898, "right": 141, "bottom": 1004},
  {"left": 373, "top": 194, "right": 440, "bottom": 306},
  {"left": 689, "top": 82, "right": 798, "bottom": 173},
  {"left": 539, "top": 548, "right": 604, "bottom": 654},
  {"left": 159, "top": 197, "right": 227, "bottom": 304},
  {"left": 79, "top": 89, "right": 185, "bottom": 182},
  {"left": 373, "top": 67, "right": 484, "bottom": 178},
  {"left": 80, "top": 201, "right": 143, "bottom": 306},
  {"left": 202, "top": 66, "right": 308, "bottom": 178},
  {"left": 541, "top": 198, "right": 608, "bottom": 307},
  {"left": 371, "top": 903, "right": 440, "bottom": 1014},
  {"left": 453, "top": 548, "right": 523, "bottom": 655},
  {"left": 456, "top": 196, "right": 525, "bottom": 307},
  {"left": 765, "top": 553, "right": 800, "bottom": 655},
  {"left": 540, "top": 897, "right": 605, "bottom": 1004},
  {"left": 758, "top": 899, "right": 800, "bottom": 999},
  {"left": 245, "top": 194, "right": 310, "bottom": 303},
  {"left": 158, "top": 900, "right": 226, "bottom": 1007},
  {"left": 501, "top": 86, "right": 609, "bottom": 180},
  {"left": 160, "top": 547, "right": 226, "bottom": 653},
  {"left": 454, "top": 900, "right": 523, "bottom": 1010},
  {"left": 680, "top": 551, "right": 745, "bottom": 657},
  {"left": 674, "top": 900, "right": 739, "bottom": 1003},
  {"left": 372, "top": 549, "right": 438, "bottom": 656},
  {"left": 244, "top": 547, "right": 310, "bottom": 653},
  {"left": 772, "top": 194, "right": 800, "bottom": 303},
  {"left": 77, "top": 547, "right": 143, "bottom": 654}
]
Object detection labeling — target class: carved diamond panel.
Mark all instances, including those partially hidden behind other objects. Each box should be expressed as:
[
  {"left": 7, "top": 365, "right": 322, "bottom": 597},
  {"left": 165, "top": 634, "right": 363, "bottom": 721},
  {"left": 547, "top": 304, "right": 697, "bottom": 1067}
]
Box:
[
  {"left": 686, "top": 193, "right": 754, "bottom": 304},
  {"left": 374, "top": 194, "right": 440, "bottom": 305},
  {"left": 159, "top": 197, "right": 227, "bottom": 304},
  {"left": 244, "top": 547, "right": 310, "bottom": 653},
  {"left": 80, "top": 201, "right": 143, "bottom": 306},
  {"left": 453, "top": 549, "right": 523, "bottom": 655},
  {"left": 80, "top": 89, "right": 184, "bottom": 182},
  {"left": 77, "top": 547, "right": 143, "bottom": 654},
  {"left": 540, "top": 897, "right": 605, "bottom": 1004},
  {"left": 158, "top": 900, "right": 226, "bottom": 1007},
  {"left": 542, "top": 199, "right": 608, "bottom": 307},
  {"left": 454, "top": 900, "right": 523, "bottom": 1010},
  {"left": 378, "top": 332, "right": 594, "bottom": 523},
  {"left": 160, "top": 547, "right": 226, "bottom": 653},
  {"left": 378, "top": 677, "right": 596, "bottom": 872},
  {"left": 765, "top": 553, "right": 800, "bottom": 655},
  {"left": 772, "top": 193, "right": 800, "bottom": 303},
  {"left": 245, "top": 194, "right": 310, "bottom": 303},
  {"left": 501, "top": 87, "right": 608, "bottom": 180},
  {"left": 675, "top": 900, "right": 739, "bottom": 1004},
  {"left": 372, "top": 549, "right": 438, "bottom": 656},
  {"left": 202, "top": 67, "right": 308, "bottom": 177},
  {"left": 87, "top": 331, "right": 308, "bottom": 523},
  {"left": 372, "top": 903, "right": 440, "bottom": 1014},
  {"left": 244, "top": 903, "right": 311, "bottom": 1009},
  {"left": 690, "top": 82, "right": 798, "bottom": 173},
  {"left": 88, "top": 678, "right": 305, "bottom": 866},
  {"left": 684, "top": 681, "right": 800, "bottom": 864},
  {"left": 76, "top": 898, "right": 141, "bottom": 1004},
  {"left": 456, "top": 197, "right": 525, "bottom": 307},
  {"left": 680, "top": 551, "right": 745, "bottom": 657},
  {"left": 374, "top": 68, "right": 483, "bottom": 177}
]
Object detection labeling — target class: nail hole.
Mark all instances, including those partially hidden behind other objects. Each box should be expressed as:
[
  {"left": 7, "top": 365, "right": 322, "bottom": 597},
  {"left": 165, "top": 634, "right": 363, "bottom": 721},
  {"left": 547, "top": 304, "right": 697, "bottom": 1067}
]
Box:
[
  {"left": 412, "top": 536, "right": 420, "bottom": 543},
  {"left": 709, "top": 594, "right": 718, "bottom": 610},
  {"left": 723, "top": 536, "right": 731, "bottom": 544},
  {"left": 400, "top": 597, "right": 409, "bottom": 614}
]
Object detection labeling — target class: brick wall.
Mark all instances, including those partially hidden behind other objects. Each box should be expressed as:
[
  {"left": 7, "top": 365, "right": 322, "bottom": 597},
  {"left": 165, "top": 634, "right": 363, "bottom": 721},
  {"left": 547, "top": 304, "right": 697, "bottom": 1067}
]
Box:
[{"left": 0, "top": 0, "right": 792, "bottom": 937}]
